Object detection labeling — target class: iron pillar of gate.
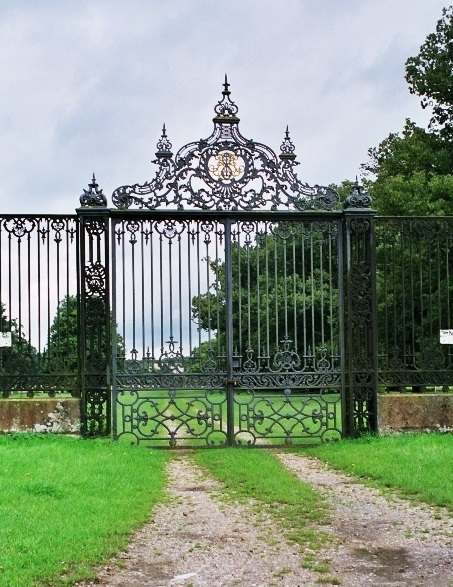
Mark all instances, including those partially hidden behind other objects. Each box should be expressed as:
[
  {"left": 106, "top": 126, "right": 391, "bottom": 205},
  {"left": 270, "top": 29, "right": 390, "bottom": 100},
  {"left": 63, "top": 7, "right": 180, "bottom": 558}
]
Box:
[
  {"left": 77, "top": 175, "right": 111, "bottom": 436},
  {"left": 343, "top": 182, "right": 378, "bottom": 436}
]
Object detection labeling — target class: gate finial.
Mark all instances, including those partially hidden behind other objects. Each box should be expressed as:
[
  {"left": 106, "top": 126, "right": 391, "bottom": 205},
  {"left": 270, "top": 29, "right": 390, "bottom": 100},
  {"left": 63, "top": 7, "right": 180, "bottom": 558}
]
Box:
[
  {"left": 223, "top": 73, "right": 230, "bottom": 94},
  {"left": 213, "top": 75, "right": 239, "bottom": 123},
  {"left": 279, "top": 126, "right": 297, "bottom": 161},
  {"left": 79, "top": 174, "right": 107, "bottom": 207},
  {"left": 155, "top": 123, "right": 173, "bottom": 159},
  {"left": 344, "top": 179, "right": 372, "bottom": 209}
]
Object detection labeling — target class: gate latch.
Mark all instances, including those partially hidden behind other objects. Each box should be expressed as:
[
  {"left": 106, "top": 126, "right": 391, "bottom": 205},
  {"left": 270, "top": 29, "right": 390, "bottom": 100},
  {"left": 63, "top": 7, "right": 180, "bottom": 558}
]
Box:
[{"left": 224, "top": 378, "right": 241, "bottom": 387}]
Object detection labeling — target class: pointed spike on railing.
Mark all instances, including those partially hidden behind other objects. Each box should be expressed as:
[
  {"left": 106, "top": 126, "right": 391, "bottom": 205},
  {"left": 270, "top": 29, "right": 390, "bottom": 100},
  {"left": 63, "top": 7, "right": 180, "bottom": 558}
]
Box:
[
  {"left": 155, "top": 123, "right": 173, "bottom": 158},
  {"left": 223, "top": 73, "right": 230, "bottom": 93}
]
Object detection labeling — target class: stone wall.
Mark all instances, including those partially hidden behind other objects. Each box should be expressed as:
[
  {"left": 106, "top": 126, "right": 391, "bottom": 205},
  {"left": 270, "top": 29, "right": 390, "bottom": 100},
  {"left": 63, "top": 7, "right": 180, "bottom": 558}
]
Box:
[
  {"left": 0, "top": 398, "right": 81, "bottom": 433},
  {"left": 1, "top": 395, "right": 452, "bottom": 436},
  {"left": 378, "top": 393, "right": 453, "bottom": 434}
]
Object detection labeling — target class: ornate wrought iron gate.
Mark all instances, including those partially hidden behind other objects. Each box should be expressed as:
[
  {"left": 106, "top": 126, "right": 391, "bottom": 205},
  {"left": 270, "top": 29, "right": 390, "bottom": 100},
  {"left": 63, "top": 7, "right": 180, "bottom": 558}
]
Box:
[
  {"left": 0, "top": 80, "right": 381, "bottom": 445},
  {"left": 103, "top": 80, "right": 378, "bottom": 446},
  {"left": 110, "top": 212, "right": 346, "bottom": 446}
]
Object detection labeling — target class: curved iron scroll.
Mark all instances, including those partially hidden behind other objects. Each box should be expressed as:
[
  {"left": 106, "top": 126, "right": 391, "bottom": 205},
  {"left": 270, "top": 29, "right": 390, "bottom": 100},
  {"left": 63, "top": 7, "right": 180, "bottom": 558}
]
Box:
[{"left": 112, "top": 78, "right": 340, "bottom": 212}]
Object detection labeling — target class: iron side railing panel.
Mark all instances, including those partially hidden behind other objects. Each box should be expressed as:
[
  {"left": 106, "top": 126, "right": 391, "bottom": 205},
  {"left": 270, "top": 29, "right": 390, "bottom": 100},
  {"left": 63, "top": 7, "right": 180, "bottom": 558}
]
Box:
[
  {"left": 376, "top": 216, "right": 453, "bottom": 390},
  {"left": 0, "top": 215, "right": 79, "bottom": 397}
]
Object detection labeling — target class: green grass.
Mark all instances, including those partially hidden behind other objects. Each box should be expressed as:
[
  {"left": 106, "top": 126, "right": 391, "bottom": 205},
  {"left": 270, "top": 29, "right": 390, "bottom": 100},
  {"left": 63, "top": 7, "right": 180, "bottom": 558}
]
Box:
[
  {"left": 0, "top": 434, "right": 169, "bottom": 587},
  {"left": 300, "top": 433, "right": 453, "bottom": 510},
  {"left": 194, "top": 448, "right": 332, "bottom": 569}
]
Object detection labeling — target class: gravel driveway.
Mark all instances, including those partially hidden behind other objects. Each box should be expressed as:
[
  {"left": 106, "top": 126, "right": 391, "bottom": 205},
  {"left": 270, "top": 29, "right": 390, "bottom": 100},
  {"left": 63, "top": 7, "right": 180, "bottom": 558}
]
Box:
[{"left": 76, "top": 451, "right": 453, "bottom": 587}]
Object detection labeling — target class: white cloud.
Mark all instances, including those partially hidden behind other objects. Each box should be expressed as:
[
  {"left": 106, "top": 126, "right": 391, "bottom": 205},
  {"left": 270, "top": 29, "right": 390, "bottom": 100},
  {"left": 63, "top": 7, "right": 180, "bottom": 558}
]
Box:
[{"left": 0, "top": 0, "right": 447, "bottom": 212}]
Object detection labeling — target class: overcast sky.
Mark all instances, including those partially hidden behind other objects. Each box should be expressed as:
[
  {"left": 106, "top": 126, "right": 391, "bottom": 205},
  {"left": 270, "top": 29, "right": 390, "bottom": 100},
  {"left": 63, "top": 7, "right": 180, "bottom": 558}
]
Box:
[{"left": 0, "top": 0, "right": 448, "bottom": 214}]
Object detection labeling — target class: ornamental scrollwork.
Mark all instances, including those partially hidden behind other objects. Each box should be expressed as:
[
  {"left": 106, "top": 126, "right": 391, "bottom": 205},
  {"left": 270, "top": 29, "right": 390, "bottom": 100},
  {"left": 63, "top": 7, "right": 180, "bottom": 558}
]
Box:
[
  {"left": 3, "top": 218, "right": 35, "bottom": 240},
  {"left": 84, "top": 261, "right": 106, "bottom": 297},
  {"left": 112, "top": 78, "right": 340, "bottom": 212},
  {"left": 272, "top": 337, "right": 301, "bottom": 372},
  {"left": 85, "top": 217, "right": 106, "bottom": 236}
]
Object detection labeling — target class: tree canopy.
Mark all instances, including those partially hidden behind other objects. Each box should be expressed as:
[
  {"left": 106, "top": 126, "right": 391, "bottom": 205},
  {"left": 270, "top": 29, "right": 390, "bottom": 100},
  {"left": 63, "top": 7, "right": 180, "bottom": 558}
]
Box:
[
  {"left": 405, "top": 6, "right": 453, "bottom": 138},
  {"left": 363, "top": 6, "right": 453, "bottom": 216}
]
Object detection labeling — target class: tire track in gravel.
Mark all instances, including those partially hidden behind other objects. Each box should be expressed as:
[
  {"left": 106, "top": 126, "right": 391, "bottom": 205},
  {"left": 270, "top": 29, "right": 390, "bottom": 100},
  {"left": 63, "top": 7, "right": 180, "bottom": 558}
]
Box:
[
  {"left": 277, "top": 451, "right": 453, "bottom": 587},
  {"left": 76, "top": 455, "right": 323, "bottom": 587},
  {"left": 76, "top": 451, "right": 453, "bottom": 587}
]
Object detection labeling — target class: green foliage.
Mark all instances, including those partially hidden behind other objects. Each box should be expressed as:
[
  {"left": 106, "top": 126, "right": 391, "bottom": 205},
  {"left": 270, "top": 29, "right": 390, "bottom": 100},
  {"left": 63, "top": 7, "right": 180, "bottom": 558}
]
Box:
[
  {"left": 0, "top": 304, "right": 38, "bottom": 378},
  {"left": 302, "top": 433, "right": 453, "bottom": 510},
  {"left": 406, "top": 6, "right": 453, "bottom": 137},
  {"left": 363, "top": 120, "right": 453, "bottom": 215},
  {"left": 43, "top": 295, "right": 125, "bottom": 376},
  {"left": 0, "top": 435, "right": 169, "bottom": 587},
  {"left": 363, "top": 7, "right": 453, "bottom": 216}
]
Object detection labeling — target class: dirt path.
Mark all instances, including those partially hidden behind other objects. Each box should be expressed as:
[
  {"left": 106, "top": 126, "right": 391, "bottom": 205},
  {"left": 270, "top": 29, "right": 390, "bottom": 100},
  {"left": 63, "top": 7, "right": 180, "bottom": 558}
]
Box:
[
  {"left": 77, "top": 452, "right": 453, "bottom": 587},
  {"left": 278, "top": 452, "right": 453, "bottom": 586}
]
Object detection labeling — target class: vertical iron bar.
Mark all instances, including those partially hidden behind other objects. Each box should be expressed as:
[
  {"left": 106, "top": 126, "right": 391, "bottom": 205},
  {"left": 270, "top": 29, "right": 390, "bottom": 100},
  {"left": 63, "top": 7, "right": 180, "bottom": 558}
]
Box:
[
  {"left": 141, "top": 224, "right": 146, "bottom": 358},
  {"left": 319, "top": 234, "right": 325, "bottom": 347},
  {"left": 111, "top": 219, "right": 118, "bottom": 438},
  {"left": 159, "top": 232, "right": 164, "bottom": 353},
  {"left": 187, "top": 221, "right": 193, "bottom": 366},
  {"left": 292, "top": 227, "right": 297, "bottom": 351},
  {"left": 237, "top": 225, "right": 242, "bottom": 355},
  {"left": 301, "top": 226, "right": 307, "bottom": 363},
  {"left": 178, "top": 228, "right": 183, "bottom": 356},
  {"left": 224, "top": 218, "right": 234, "bottom": 446}
]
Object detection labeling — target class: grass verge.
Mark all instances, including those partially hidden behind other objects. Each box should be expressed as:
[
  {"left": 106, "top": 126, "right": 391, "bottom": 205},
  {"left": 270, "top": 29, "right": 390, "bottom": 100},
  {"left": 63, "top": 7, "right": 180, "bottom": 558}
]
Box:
[
  {"left": 194, "top": 448, "right": 332, "bottom": 571},
  {"left": 300, "top": 433, "right": 453, "bottom": 510},
  {"left": 0, "top": 434, "right": 169, "bottom": 587}
]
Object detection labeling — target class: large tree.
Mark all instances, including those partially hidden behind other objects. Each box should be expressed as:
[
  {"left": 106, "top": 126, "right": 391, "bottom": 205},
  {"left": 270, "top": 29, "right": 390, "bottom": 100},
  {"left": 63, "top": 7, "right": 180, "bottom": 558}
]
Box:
[{"left": 363, "top": 7, "right": 453, "bottom": 216}]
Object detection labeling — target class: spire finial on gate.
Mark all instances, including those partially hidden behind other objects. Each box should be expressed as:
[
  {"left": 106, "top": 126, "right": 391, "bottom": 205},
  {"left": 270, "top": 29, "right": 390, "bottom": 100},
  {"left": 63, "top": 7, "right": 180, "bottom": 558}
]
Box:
[
  {"left": 223, "top": 73, "right": 230, "bottom": 94},
  {"left": 155, "top": 123, "right": 173, "bottom": 159},
  {"left": 213, "top": 74, "right": 239, "bottom": 123},
  {"left": 279, "top": 125, "right": 297, "bottom": 161}
]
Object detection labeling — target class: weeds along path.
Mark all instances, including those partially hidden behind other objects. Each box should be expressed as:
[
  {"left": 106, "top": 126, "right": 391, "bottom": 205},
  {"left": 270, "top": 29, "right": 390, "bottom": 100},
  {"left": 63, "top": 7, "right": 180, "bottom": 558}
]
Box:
[
  {"left": 277, "top": 451, "right": 453, "bottom": 587},
  {"left": 78, "top": 455, "right": 322, "bottom": 587}
]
